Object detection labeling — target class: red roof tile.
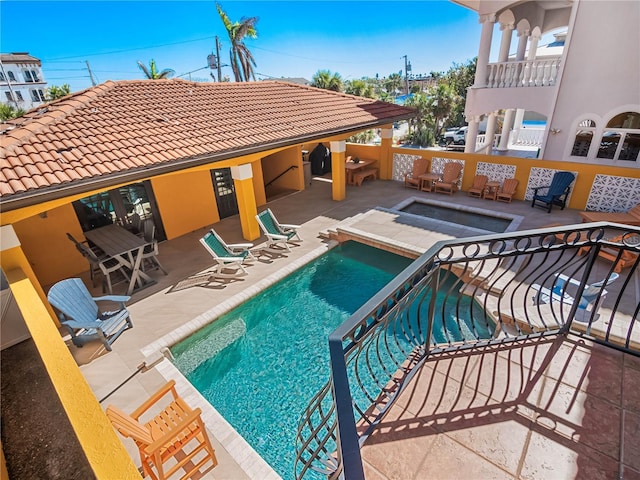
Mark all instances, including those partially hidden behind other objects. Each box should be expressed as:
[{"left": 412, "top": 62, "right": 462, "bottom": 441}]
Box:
[{"left": 0, "top": 79, "right": 414, "bottom": 209}]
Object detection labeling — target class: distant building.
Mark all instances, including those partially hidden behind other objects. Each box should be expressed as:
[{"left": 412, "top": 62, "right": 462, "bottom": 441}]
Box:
[{"left": 0, "top": 52, "right": 48, "bottom": 111}]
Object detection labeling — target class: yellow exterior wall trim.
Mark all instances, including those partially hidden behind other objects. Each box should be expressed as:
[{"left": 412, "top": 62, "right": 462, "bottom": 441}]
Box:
[{"left": 4, "top": 267, "right": 139, "bottom": 479}]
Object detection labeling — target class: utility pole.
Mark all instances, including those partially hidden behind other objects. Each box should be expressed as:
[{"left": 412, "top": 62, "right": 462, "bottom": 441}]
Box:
[
  {"left": 85, "top": 60, "right": 97, "bottom": 86},
  {"left": 402, "top": 55, "right": 411, "bottom": 94},
  {"left": 215, "top": 36, "right": 222, "bottom": 82}
]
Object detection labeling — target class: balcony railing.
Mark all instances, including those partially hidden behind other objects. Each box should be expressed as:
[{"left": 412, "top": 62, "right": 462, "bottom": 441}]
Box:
[
  {"left": 486, "top": 56, "right": 561, "bottom": 89},
  {"left": 294, "top": 223, "right": 640, "bottom": 480},
  {"left": 510, "top": 127, "right": 545, "bottom": 147}
]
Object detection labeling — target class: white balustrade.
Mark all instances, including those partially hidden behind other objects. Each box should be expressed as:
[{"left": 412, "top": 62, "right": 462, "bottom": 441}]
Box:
[
  {"left": 511, "top": 128, "right": 544, "bottom": 146},
  {"left": 485, "top": 56, "right": 561, "bottom": 88}
]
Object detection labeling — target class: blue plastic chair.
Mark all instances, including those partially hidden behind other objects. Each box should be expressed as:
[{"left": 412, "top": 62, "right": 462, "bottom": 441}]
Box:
[
  {"left": 531, "top": 171, "right": 576, "bottom": 212},
  {"left": 47, "top": 278, "right": 133, "bottom": 351}
]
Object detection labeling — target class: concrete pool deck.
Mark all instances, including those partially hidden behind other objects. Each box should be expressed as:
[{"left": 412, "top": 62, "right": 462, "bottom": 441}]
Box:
[{"left": 50, "top": 178, "right": 638, "bottom": 478}]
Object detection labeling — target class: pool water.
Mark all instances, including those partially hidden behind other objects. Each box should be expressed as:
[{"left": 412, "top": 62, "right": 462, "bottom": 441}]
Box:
[
  {"left": 401, "top": 201, "right": 512, "bottom": 233},
  {"left": 171, "top": 241, "right": 493, "bottom": 478}
]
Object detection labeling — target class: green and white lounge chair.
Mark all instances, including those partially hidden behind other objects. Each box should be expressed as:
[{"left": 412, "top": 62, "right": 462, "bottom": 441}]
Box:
[
  {"left": 200, "top": 229, "right": 255, "bottom": 277},
  {"left": 255, "top": 208, "right": 302, "bottom": 253},
  {"left": 47, "top": 278, "right": 133, "bottom": 351}
]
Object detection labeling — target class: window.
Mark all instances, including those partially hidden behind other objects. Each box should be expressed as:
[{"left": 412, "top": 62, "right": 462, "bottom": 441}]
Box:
[
  {"left": 597, "top": 112, "right": 640, "bottom": 162},
  {"left": 15, "top": 91, "right": 23, "bottom": 101},
  {"left": 7, "top": 71, "right": 16, "bottom": 82},
  {"left": 5, "top": 91, "right": 14, "bottom": 102},
  {"left": 23, "top": 69, "right": 40, "bottom": 82},
  {"left": 0, "top": 72, "right": 5, "bottom": 82},
  {"left": 571, "top": 119, "right": 595, "bottom": 157},
  {"left": 30, "top": 89, "right": 46, "bottom": 102}
]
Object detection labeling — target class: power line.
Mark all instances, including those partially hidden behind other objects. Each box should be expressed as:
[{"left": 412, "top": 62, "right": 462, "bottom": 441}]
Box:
[{"left": 47, "top": 35, "right": 216, "bottom": 61}]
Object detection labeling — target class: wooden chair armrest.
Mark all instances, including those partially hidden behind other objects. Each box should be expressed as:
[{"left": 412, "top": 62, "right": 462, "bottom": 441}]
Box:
[{"left": 131, "top": 380, "right": 178, "bottom": 419}]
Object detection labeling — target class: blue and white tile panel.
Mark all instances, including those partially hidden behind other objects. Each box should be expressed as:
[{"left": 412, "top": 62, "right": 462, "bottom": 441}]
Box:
[
  {"left": 475, "top": 162, "right": 517, "bottom": 184},
  {"left": 392, "top": 153, "right": 422, "bottom": 182},
  {"left": 524, "top": 167, "right": 579, "bottom": 203},
  {"left": 586, "top": 174, "right": 640, "bottom": 212}
]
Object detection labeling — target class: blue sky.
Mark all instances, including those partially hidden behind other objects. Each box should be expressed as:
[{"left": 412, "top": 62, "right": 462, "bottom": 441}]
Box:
[{"left": 1, "top": 1, "right": 486, "bottom": 92}]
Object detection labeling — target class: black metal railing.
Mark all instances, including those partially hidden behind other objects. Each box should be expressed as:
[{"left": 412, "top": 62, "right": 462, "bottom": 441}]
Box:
[
  {"left": 265, "top": 165, "right": 298, "bottom": 189},
  {"left": 294, "top": 222, "right": 640, "bottom": 480}
]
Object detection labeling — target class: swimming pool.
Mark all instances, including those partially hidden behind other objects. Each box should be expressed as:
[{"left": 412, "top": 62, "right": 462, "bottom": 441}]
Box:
[{"left": 171, "top": 241, "right": 493, "bottom": 478}]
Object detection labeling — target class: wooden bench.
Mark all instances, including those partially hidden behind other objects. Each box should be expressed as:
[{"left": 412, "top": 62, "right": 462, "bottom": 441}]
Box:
[
  {"left": 579, "top": 204, "right": 640, "bottom": 226},
  {"left": 353, "top": 168, "right": 377, "bottom": 186}
]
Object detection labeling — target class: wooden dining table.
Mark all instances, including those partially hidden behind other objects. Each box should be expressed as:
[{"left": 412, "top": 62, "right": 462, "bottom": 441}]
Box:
[
  {"left": 84, "top": 224, "right": 155, "bottom": 295},
  {"left": 345, "top": 158, "right": 376, "bottom": 185}
]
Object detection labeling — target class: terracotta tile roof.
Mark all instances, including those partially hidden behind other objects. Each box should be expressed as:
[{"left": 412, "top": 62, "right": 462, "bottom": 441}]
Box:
[{"left": 0, "top": 79, "right": 414, "bottom": 210}]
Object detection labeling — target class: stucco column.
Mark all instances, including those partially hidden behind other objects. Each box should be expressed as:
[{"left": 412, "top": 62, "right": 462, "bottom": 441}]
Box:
[
  {"left": 330, "top": 140, "right": 346, "bottom": 201},
  {"left": 527, "top": 32, "right": 540, "bottom": 61},
  {"left": 473, "top": 14, "right": 496, "bottom": 87},
  {"left": 379, "top": 127, "right": 393, "bottom": 180},
  {"left": 0, "top": 225, "right": 57, "bottom": 322},
  {"left": 231, "top": 164, "right": 260, "bottom": 241},
  {"left": 516, "top": 29, "right": 529, "bottom": 61},
  {"left": 485, "top": 112, "right": 498, "bottom": 155},
  {"left": 498, "top": 108, "right": 516, "bottom": 151},
  {"left": 498, "top": 21, "right": 515, "bottom": 63},
  {"left": 464, "top": 116, "right": 481, "bottom": 153}
]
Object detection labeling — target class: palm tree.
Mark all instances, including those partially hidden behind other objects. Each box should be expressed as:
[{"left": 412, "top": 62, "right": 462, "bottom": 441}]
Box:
[
  {"left": 137, "top": 59, "right": 175, "bottom": 80},
  {"left": 345, "top": 79, "right": 374, "bottom": 98},
  {"left": 311, "top": 70, "right": 343, "bottom": 92},
  {"left": 216, "top": 3, "right": 258, "bottom": 82},
  {"left": 46, "top": 84, "right": 71, "bottom": 101},
  {"left": 0, "top": 103, "right": 26, "bottom": 121}
]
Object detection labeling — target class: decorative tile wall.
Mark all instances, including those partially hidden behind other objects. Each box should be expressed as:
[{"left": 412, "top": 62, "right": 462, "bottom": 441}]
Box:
[
  {"left": 524, "top": 167, "right": 579, "bottom": 202},
  {"left": 586, "top": 174, "right": 640, "bottom": 212},
  {"left": 392, "top": 153, "right": 422, "bottom": 181},
  {"left": 475, "top": 162, "right": 517, "bottom": 184}
]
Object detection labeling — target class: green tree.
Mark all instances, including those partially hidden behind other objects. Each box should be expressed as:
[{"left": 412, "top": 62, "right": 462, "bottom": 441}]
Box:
[
  {"left": 216, "top": 3, "right": 258, "bottom": 82},
  {"left": 310, "top": 70, "right": 343, "bottom": 92},
  {"left": 383, "top": 73, "right": 402, "bottom": 97},
  {"left": 0, "top": 103, "right": 26, "bottom": 121},
  {"left": 441, "top": 58, "right": 476, "bottom": 128},
  {"left": 345, "top": 79, "right": 374, "bottom": 98},
  {"left": 425, "top": 83, "right": 457, "bottom": 140},
  {"left": 137, "top": 59, "right": 175, "bottom": 79},
  {"left": 46, "top": 84, "right": 71, "bottom": 101}
]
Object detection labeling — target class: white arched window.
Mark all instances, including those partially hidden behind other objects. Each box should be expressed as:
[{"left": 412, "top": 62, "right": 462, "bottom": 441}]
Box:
[
  {"left": 570, "top": 119, "right": 596, "bottom": 157},
  {"left": 7, "top": 71, "right": 16, "bottom": 82},
  {"left": 597, "top": 112, "right": 640, "bottom": 163}
]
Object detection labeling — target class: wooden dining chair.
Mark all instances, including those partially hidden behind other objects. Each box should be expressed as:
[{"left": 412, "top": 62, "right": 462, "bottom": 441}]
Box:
[
  {"left": 141, "top": 221, "right": 167, "bottom": 275},
  {"left": 106, "top": 380, "right": 218, "bottom": 480}
]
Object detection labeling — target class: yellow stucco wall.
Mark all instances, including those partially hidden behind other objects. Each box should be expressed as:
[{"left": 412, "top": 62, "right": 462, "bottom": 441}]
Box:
[
  {"left": 261, "top": 147, "right": 303, "bottom": 192},
  {"left": 12, "top": 203, "right": 89, "bottom": 287},
  {"left": 151, "top": 170, "right": 220, "bottom": 240},
  {"left": 389, "top": 146, "right": 640, "bottom": 210}
]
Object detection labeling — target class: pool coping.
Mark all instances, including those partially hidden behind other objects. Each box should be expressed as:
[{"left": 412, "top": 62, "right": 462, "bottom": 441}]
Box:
[
  {"left": 389, "top": 196, "right": 524, "bottom": 234},
  {"left": 141, "top": 241, "right": 338, "bottom": 480}
]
